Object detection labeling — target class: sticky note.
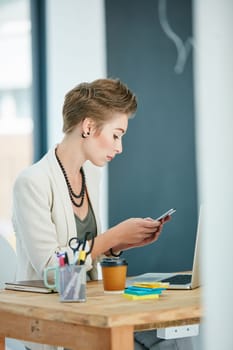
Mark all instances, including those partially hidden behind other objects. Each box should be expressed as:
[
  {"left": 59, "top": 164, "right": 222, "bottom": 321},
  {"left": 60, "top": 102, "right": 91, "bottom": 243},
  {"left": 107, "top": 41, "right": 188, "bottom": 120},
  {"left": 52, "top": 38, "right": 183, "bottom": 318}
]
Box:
[
  {"left": 133, "top": 282, "right": 169, "bottom": 289},
  {"left": 123, "top": 293, "right": 160, "bottom": 300},
  {"left": 124, "top": 287, "right": 163, "bottom": 295}
]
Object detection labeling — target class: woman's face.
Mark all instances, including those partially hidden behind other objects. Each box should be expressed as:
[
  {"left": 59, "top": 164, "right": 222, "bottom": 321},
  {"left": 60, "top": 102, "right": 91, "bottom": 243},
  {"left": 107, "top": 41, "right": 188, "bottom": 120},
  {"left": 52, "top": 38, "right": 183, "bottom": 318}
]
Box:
[{"left": 85, "top": 113, "right": 128, "bottom": 167}]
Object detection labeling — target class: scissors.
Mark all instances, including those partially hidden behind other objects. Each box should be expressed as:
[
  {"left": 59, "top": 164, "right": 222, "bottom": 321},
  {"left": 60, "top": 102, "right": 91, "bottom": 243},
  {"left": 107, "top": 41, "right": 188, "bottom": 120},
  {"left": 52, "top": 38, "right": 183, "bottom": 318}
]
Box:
[{"left": 68, "top": 231, "right": 95, "bottom": 265}]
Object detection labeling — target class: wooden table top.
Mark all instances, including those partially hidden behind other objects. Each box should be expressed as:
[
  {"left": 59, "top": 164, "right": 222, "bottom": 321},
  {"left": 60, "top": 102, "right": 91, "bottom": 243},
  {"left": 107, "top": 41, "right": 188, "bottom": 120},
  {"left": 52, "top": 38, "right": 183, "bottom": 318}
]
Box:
[{"left": 0, "top": 280, "right": 201, "bottom": 331}]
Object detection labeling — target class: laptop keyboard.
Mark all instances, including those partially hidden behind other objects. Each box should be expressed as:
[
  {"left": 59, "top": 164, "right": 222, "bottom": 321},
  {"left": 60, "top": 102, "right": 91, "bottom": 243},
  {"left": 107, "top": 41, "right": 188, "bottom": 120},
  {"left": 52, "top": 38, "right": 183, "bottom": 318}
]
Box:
[{"left": 161, "top": 274, "right": 192, "bottom": 285}]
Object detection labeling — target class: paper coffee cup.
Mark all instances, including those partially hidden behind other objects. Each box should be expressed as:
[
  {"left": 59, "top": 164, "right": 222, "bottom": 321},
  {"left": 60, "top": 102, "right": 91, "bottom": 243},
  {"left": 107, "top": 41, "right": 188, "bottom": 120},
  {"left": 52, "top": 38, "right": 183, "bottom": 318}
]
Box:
[{"left": 100, "top": 257, "right": 128, "bottom": 293}]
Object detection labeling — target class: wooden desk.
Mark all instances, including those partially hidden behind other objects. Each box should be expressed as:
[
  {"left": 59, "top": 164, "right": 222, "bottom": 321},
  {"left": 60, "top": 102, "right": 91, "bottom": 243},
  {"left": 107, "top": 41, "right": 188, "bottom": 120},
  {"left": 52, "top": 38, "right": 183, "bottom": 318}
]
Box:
[{"left": 0, "top": 281, "right": 201, "bottom": 350}]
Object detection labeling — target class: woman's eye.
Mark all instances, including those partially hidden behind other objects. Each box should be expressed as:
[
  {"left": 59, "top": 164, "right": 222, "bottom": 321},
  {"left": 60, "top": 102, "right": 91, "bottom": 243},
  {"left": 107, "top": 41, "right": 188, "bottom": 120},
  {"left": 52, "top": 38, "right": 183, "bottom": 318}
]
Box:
[{"left": 113, "top": 134, "right": 120, "bottom": 140}]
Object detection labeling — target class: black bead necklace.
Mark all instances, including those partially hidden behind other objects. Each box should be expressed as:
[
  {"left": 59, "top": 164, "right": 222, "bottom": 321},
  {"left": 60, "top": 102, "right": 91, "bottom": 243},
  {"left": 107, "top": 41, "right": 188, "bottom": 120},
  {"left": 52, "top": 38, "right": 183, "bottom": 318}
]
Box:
[{"left": 55, "top": 149, "right": 86, "bottom": 208}]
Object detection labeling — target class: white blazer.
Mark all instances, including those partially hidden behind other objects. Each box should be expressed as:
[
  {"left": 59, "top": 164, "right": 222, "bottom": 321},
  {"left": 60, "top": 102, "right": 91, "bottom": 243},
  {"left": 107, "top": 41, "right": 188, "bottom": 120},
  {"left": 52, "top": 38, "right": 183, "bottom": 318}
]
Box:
[{"left": 12, "top": 147, "right": 102, "bottom": 282}]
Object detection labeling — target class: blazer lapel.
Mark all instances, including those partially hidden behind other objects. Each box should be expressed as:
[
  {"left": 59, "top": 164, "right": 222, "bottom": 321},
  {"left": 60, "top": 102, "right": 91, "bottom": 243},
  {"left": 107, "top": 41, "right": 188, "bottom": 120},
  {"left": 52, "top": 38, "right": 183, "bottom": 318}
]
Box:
[{"left": 46, "top": 147, "right": 77, "bottom": 240}]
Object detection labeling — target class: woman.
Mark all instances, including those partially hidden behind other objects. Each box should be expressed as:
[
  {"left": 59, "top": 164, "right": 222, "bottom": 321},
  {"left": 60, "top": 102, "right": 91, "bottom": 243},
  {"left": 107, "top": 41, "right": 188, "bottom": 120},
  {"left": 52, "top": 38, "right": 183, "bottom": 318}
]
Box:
[
  {"left": 12, "top": 78, "right": 193, "bottom": 350},
  {"left": 13, "top": 78, "right": 165, "bottom": 282}
]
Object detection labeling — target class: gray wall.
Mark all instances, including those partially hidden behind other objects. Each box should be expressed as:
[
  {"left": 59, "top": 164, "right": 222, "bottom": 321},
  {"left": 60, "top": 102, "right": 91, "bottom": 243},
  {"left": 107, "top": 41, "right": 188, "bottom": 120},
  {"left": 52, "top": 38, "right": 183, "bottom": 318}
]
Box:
[{"left": 106, "top": 0, "right": 198, "bottom": 276}]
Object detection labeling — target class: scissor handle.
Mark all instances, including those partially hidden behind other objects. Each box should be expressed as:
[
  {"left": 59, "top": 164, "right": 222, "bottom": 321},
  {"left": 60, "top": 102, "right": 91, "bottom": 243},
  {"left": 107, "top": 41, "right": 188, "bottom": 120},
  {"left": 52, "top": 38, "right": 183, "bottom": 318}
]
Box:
[
  {"left": 68, "top": 237, "right": 81, "bottom": 253},
  {"left": 68, "top": 232, "right": 95, "bottom": 257}
]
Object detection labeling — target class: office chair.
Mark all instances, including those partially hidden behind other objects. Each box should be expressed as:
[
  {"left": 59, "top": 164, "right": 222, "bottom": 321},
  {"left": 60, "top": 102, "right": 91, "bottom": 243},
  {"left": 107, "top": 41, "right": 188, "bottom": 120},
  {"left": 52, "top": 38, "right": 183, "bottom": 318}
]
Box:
[
  {"left": 0, "top": 235, "right": 17, "bottom": 289},
  {"left": 0, "top": 235, "right": 26, "bottom": 350}
]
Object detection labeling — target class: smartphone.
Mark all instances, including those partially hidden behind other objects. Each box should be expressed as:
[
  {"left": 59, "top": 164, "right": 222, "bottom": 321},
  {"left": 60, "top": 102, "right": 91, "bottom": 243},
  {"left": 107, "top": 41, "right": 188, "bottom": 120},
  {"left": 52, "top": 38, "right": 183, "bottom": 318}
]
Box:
[{"left": 155, "top": 208, "right": 176, "bottom": 221}]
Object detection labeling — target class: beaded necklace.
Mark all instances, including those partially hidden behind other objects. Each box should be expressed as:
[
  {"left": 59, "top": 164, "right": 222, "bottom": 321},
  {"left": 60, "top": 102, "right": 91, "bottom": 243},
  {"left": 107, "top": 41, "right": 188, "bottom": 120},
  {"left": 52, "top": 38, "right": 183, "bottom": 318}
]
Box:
[{"left": 55, "top": 149, "right": 86, "bottom": 208}]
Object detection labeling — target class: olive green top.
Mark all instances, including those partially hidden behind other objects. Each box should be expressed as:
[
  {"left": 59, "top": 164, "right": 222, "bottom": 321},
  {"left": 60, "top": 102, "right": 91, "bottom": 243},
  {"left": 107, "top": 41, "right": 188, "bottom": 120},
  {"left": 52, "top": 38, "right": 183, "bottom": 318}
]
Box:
[
  {"left": 74, "top": 204, "right": 97, "bottom": 240},
  {"left": 74, "top": 204, "right": 97, "bottom": 281}
]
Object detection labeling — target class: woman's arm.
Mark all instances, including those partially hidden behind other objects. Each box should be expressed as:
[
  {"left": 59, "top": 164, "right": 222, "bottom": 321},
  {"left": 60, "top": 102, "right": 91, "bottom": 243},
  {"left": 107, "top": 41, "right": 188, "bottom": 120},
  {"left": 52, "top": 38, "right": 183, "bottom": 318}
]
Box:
[
  {"left": 91, "top": 217, "right": 163, "bottom": 259},
  {"left": 12, "top": 172, "right": 76, "bottom": 278}
]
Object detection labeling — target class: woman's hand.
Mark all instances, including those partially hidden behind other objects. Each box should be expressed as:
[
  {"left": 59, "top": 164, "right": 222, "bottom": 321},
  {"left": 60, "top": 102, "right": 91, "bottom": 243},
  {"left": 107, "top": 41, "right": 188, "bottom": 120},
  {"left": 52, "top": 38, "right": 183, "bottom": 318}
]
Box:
[{"left": 111, "top": 216, "right": 170, "bottom": 252}]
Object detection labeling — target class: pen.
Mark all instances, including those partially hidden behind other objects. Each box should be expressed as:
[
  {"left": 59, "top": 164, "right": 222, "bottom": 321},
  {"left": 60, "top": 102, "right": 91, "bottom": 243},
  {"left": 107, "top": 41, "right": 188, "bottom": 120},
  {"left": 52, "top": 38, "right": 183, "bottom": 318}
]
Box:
[
  {"left": 64, "top": 252, "right": 69, "bottom": 265},
  {"left": 57, "top": 252, "right": 69, "bottom": 266},
  {"left": 73, "top": 251, "right": 80, "bottom": 265},
  {"left": 78, "top": 250, "right": 86, "bottom": 265},
  {"left": 62, "top": 271, "right": 79, "bottom": 299},
  {"left": 58, "top": 254, "right": 65, "bottom": 267},
  {"left": 77, "top": 238, "right": 87, "bottom": 265}
]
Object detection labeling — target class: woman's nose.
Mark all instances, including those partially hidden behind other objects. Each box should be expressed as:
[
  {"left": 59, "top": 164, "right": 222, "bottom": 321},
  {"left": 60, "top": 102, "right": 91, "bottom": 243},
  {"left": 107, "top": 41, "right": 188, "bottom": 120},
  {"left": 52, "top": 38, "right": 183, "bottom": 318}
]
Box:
[{"left": 115, "top": 140, "right": 123, "bottom": 154}]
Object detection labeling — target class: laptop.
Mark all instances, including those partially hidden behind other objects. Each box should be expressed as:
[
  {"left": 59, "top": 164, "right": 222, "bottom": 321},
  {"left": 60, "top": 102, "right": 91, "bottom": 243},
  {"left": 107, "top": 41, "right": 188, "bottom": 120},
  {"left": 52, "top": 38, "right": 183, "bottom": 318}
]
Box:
[{"left": 127, "top": 209, "right": 202, "bottom": 290}]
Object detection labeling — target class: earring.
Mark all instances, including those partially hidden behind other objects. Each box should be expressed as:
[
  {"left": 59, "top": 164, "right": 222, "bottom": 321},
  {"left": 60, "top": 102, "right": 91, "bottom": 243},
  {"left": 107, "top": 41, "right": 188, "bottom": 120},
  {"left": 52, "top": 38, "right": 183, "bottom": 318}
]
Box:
[{"left": 81, "top": 131, "right": 90, "bottom": 138}]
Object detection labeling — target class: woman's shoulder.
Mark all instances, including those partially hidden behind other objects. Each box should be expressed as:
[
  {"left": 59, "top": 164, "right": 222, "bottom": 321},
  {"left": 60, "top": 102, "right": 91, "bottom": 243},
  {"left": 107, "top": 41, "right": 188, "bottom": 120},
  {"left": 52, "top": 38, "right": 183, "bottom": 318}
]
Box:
[{"left": 14, "top": 150, "right": 52, "bottom": 188}]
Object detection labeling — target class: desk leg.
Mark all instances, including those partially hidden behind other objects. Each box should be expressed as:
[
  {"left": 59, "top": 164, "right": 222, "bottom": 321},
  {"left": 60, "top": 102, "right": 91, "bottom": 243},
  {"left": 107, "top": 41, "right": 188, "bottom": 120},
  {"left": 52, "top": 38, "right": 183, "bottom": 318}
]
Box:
[
  {"left": 107, "top": 326, "right": 134, "bottom": 350},
  {"left": 0, "top": 336, "right": 5, "bottom": 350}
]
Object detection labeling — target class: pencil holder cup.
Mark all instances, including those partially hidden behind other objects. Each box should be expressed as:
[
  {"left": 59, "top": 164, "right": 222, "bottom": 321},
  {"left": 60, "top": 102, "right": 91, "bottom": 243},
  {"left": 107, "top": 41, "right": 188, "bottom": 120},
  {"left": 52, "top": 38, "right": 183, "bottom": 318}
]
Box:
[
  {"left": 59, "top": 264, "right": 86, "bottom": 302},
  {"left": 100, "top": 257, "right": 128, "bottom": 293}
]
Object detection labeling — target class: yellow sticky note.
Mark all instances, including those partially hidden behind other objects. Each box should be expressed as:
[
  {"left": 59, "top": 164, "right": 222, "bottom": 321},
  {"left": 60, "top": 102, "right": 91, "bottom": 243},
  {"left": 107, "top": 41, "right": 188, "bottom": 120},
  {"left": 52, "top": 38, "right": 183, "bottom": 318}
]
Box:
[
  {"left": 123, "top": 293, "right": 160, "bottom": 300},
  {"left": 133, "top": 282, "right": 169, "bottom": 289}
]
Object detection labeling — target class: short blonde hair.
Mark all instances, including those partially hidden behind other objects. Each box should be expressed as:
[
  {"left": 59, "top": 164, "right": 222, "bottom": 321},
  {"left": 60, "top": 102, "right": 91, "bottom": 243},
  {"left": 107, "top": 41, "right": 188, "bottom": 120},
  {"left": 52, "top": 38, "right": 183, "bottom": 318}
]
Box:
[{"left": 62, "top": 78, "right": 137, "bottom": 133}]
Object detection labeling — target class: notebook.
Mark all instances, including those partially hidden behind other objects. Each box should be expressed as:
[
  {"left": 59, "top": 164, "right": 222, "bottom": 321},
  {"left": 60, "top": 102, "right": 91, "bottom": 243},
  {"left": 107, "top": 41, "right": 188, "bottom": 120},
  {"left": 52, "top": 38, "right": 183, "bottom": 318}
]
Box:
[
  {"left": 128, "top": 209, "right": 202, "bottom": 290},
  {"left": 5, "top": 280, "right": 56, "bottom": 293}
]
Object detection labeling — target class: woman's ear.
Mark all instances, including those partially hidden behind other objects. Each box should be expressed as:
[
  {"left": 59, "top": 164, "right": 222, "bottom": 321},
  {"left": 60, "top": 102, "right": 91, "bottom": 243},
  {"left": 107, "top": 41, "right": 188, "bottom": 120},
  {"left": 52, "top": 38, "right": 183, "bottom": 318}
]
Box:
[{"left": 81, "top": 117, "right": 95, "bottom": 135}]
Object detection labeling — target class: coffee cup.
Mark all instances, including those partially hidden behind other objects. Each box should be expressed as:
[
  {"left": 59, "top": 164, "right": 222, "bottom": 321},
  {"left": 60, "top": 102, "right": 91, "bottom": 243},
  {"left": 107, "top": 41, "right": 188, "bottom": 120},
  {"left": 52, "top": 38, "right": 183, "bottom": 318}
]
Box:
[
  {"left": 100, "top": 257, "right": 128, "bottom": 293},
  {"left": 43, "top": 265, "right": 60, "bottom": 292}
]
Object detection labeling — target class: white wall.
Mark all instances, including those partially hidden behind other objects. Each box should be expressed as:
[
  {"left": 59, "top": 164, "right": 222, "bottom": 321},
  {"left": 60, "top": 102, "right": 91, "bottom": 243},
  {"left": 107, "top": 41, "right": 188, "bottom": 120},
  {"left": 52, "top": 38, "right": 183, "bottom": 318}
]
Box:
[
  {"left": 45, "top": 0, "right": 108, "bottom": 230},
  {"left": 193, "top": 1, "right": 233, "bottom": 349}
]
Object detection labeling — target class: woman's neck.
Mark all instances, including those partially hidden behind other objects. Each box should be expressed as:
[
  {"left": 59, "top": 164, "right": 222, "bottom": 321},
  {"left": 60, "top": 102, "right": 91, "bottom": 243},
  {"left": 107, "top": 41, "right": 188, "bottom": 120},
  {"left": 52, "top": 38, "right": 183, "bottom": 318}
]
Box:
[{"left": 56, "top": 138, "right": 85, "bottom": 177}]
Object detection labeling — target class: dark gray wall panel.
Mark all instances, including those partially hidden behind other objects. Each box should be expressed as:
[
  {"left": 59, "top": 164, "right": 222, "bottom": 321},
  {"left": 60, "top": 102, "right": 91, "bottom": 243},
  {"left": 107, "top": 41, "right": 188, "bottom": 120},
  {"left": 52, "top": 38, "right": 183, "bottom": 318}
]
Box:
[{"left": 105, "top": 0, "right": 198, "bottom": 276}]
